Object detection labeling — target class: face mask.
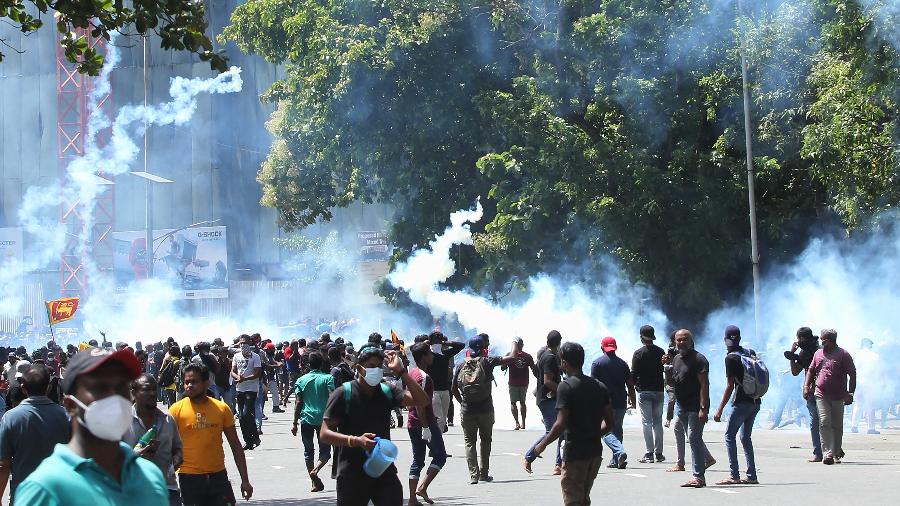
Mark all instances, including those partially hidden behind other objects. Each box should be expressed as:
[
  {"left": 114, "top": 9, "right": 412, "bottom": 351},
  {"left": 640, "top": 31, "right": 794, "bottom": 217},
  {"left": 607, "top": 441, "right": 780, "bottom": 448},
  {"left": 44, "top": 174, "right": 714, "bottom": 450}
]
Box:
[
  {"left": 362, "top": 367, "right": 383, "bottom": 387},
  {"left": 69, "top": 394, "right": 134, "bottom": 442},
  {"left": 430, "top": 344, "right": 443, "bottom": 355}
]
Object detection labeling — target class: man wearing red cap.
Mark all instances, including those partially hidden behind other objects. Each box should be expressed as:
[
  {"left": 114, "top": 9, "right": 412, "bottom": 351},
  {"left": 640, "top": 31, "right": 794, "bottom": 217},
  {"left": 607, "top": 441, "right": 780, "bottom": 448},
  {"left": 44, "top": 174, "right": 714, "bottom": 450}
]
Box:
[
  {"left": 591, "top": 336, "right": 636, "bottom": 470},
  {"left": 15, "top": 348, "right": 168, "bottom": 505}
]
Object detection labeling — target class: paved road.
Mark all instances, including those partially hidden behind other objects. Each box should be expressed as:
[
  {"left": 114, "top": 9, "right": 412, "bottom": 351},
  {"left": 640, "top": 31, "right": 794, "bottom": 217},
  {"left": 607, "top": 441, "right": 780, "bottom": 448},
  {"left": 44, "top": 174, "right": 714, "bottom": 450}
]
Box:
[{"left": 227, "top": 405, "right": 900, "bottom": 506}]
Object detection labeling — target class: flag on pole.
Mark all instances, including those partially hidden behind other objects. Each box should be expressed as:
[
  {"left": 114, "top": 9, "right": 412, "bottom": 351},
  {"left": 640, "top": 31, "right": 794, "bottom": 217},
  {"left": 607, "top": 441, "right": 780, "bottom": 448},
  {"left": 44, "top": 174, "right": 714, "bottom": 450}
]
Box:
[
  {"left": 46, "top": 297, "right": 80, "bottom": 325},
  {"left": 391, "top": 329, "right": 405, "bottom": 352}
]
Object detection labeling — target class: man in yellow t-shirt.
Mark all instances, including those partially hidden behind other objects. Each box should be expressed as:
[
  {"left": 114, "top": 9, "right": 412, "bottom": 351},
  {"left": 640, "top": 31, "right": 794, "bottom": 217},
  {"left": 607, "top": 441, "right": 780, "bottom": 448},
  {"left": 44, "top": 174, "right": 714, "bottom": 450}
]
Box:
[{"left": 170, "top": 362, "right": 253, "bottom": 505}]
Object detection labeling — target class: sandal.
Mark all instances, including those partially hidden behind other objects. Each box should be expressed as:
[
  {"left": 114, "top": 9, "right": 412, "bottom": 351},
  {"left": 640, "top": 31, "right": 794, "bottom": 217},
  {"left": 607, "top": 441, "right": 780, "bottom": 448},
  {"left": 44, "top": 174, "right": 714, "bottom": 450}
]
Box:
[
  {"left": 741, "top": 478, "right": 759, "bottom": 484},
  {"left": 681, "top": 478, "right": 706, "bottom": 488},
  {"left": 716, "top": 478, "right": 742, "bottom": 485},
  {"left": 667, "top": 465, "right": 686, "bottom": 472}
]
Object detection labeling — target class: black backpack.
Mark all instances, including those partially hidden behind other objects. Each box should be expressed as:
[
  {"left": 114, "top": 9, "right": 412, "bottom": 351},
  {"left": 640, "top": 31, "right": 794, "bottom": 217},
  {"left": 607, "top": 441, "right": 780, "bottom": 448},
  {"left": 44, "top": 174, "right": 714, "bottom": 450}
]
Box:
[{"left": 157, "top": 359, "right": 178, "bottom": 387}]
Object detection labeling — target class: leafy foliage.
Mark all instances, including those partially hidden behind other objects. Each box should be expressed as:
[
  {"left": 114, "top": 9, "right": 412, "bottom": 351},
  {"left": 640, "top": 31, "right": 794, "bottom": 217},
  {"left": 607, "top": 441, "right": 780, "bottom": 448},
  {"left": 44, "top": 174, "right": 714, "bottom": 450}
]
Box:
[
  {"left": 226, "top": 0, "right": 900, "bottom": 320},
  {"left": 275, "top": 231, "right": 357, "bottom": 283},
  {"left": 0, "top": 0, "right": 228, "bottom": 75}
]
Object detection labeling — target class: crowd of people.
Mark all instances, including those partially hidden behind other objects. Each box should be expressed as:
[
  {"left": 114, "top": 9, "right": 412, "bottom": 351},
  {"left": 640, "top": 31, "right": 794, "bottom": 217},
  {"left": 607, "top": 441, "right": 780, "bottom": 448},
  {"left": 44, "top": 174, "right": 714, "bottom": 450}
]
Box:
[{"left": 0, "top": 323, "right": 892, "bottom": 505}]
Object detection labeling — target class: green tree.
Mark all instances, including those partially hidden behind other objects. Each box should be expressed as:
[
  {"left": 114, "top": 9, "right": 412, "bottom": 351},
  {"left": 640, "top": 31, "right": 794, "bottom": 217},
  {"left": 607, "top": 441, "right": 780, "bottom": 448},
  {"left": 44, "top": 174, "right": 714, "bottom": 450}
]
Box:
[{"left": 0, "top": 0, "right": 228, "bottom": 75}]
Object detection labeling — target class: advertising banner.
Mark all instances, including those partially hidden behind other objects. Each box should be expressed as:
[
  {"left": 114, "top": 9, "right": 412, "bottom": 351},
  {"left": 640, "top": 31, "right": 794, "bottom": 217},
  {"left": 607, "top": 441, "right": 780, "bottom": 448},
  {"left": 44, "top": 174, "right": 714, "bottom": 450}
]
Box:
[
  {"left": 113, "top": 226, "right": 228, "bottom": 299},
  {"left": 0, "top": 227, "right": 23, "bottom": 271},
  {"left": 357, "top": 231, "right": 391, "bottom": 262}
]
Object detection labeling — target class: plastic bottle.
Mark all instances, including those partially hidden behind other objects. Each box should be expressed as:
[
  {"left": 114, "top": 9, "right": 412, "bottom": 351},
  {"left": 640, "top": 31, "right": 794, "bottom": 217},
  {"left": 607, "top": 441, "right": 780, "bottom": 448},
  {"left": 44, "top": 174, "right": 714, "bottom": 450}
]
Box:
[{"left": 135, "top": 426, "right": 158, "bottom": 450}]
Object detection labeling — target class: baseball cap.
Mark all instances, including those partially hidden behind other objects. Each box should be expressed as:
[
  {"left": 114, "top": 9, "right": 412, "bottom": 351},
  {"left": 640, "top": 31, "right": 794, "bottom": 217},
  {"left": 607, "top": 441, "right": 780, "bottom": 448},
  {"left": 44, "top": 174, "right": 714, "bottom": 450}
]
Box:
[
  {"left": 601, "top": 336, "right": 618, "bottom": 352},
  {"left": 639, "top": 325, "right": 656, "bottom": 340},
  {"left": 264, "top": 342, "right": 276, "bottom": 350},
  {"left": 724, "top": 325, "right": 741, "bottom": 347},
  {"left": 61, "top": 347, "right": 143, "bottom": 394},
  {"left": 14, "top": 360, "right": 32, "bottom": 379}
]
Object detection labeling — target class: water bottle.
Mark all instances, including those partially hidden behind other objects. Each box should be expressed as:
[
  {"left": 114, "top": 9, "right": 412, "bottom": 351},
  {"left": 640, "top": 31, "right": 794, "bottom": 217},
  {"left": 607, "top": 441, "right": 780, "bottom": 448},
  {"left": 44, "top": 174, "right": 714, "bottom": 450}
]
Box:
[
  {"left": 362, "top": 437, "right": 398, "bottom": 478},
  {"left": 135, "top": 426, "right": 158, "bottom": 450}
]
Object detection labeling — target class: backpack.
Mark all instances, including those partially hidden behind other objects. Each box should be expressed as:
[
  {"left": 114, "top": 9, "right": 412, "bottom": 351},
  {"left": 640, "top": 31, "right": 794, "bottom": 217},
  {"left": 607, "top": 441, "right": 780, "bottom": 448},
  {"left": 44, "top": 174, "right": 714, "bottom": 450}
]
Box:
[
  {"left": 730, "top": 349, "right": 769, "bottom": 399},
  {"left": 456, "top": 357, "right": 490, "bottom": 403},
  {"left": 157, "top": 359, "right": 177, "bottom": 387},
  {"left": 343, "top": 380, "right": 392, "bottom": 414}
]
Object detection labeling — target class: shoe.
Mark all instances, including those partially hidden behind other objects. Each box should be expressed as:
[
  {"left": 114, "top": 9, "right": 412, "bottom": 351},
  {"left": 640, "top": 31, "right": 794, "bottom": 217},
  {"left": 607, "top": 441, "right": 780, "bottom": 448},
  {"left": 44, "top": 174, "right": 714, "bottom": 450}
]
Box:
[
  {"left": 514, "top": 425, "right": 521, "bottom": 430},
  {"left": 273, "top": 407, "right": 284, "bottom": 413},
  {"left": 262, "top": 415, "right": 268, "bottom": 421},
  {"left": 618, "top": 453, "right": 628, "bottom": 469},
  {"left": 823, "top": 455, "right": 834, "bottom": 465},
  {"left": 655, "top": 453, "right": 666, "bottom": 463},
  {"left": 741, "top": 478, "right": 759, "bottom": 485},
  {"left": 607, "top": 461, "right": 618, "bottom": 469},
  {"left": 553, "top": 465, "right": 561, "bottom": 476},
  {"left": 638, "top": 454, "right": 654, "bottom": 464},
  {"left": 448, "top": 422, "right": 454, "bottom": 427},
  {"left": 469, "top": 478, "right": 479, "bottom": 485},
  {"left": 310, "top": 474, "right": 324, "bottom": 492},
  {"left": 837, "top": 449, "right": 845, "bottom": 459},
  {"left": 258, "top": 428, "right": 263, "bottom": 435},
  {"left": 851, "top": 426, "right": 859, "bottom": 433},
  {"left": 242, "top": 443, "right": 252, "bottom": 451},
  {"left": 480, "top": 475, "right": 493, "bottom": 482},
  {"left": 397, "top": 415, "right": 404, "bottom": 426},
  {"left": 867, "top": 429, "right": 881, "bottom": 435}
]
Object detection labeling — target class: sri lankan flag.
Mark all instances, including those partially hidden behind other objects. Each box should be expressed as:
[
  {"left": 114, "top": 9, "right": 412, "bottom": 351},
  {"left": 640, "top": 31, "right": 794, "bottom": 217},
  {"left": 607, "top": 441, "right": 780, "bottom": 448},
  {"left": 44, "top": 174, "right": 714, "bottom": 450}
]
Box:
[{"left": 46, "top": 297, "right": 80, "bottom": 325}]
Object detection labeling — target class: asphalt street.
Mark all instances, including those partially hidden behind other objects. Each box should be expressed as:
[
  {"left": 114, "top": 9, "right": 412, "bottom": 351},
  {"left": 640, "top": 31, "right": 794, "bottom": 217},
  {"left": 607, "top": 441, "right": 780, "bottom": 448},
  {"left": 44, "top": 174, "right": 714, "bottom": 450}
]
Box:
[{"left": 225, "top": 405, "right": 900, "bottom": 506}]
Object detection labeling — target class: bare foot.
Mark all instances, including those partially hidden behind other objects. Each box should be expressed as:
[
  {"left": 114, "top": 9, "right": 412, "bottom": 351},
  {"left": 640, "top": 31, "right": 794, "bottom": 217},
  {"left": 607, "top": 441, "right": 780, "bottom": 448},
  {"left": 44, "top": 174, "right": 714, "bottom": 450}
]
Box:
[{"left": 416, "top": 490, "right": 435, "bottom": 505}]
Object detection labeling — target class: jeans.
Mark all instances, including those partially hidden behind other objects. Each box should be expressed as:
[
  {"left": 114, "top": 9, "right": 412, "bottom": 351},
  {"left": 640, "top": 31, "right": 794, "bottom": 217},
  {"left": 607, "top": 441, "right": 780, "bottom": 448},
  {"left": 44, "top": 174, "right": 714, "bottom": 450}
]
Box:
[
  {"left": 676, "top": 408, "right": 709, "bottom": 479},
  {"left": 673, "top": 403, "right": 712, "bottom": 468},
  {"left": 639, "top": 391, "right": 665, "bottom": 456},
  {"left": 525, "top": 399, "right": 562, "bottom": 465},
  {"left": 602, "top": 407, "right": 627, "bottom": 465},
  {"left": 266, "top": 379, "right": 280, "bottom": 408},
  {"left": 255, "top": 388, "right": 264, "bottom": 430},
  {"left": 300, "top": 423, "right": 331, "bottom": 467},
  {"left": 220, "top": 385, "right": 236, "bottom": 414},
  {"left": 806, "top": 395, "right": 822, "bottom": 458},
  {"left": 235, "top": 391, "right": 259, "bottom": 445},
  {"left": 724, "top": 402, "right": 760, "bottom": 480},
  {"left": 816, "top": 397, "right": 845, "bottom": 458},
  {"left": 409, "top": 421, "right": 447, "bottom": 479},
  {"left": 560, "top": 456, "right": 603, "bottom": 506},
  {"left": 461, "top": 410, "right": 494, "bottom": 480}
]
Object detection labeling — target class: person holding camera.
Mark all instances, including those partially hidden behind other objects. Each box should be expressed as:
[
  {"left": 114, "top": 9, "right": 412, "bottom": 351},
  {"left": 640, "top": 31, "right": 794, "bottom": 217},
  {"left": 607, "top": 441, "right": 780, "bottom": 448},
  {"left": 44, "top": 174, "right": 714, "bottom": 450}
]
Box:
[
  {"left": 785, "top": 326, "right": 823, "bottom": 462},
  {"left": 803, "top": 329, "right": 856, "bottom": 465}
]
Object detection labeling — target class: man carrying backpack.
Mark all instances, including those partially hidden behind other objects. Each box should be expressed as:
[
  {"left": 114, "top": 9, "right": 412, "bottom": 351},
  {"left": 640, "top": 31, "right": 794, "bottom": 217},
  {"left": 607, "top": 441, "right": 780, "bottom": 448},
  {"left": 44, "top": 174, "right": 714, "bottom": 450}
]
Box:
[
  {"left": 713, "top": 325, "right": 765, "bottom": 485},
  {"left": 451, "top": 335, "right": 517, "bottom": 485}
]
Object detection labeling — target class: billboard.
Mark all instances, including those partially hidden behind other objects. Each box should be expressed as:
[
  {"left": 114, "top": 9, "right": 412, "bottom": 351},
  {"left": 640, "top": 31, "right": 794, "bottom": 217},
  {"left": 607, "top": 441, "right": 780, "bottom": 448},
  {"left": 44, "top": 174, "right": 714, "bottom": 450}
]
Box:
[
  {"left": 112, "top": 226, "right": 228, "bottom": 299},
  {"left": 358, "top": 231, "right": 391, "bottom": 262},
  {"left": 0, "top": 227, "right": 23, "bottom": 270}
]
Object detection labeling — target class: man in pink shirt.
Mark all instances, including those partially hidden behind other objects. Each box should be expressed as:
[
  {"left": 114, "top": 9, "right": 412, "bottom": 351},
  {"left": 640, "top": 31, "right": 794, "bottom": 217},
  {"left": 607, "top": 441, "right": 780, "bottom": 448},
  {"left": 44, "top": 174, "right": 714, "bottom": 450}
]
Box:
[{"left": 804, "top": 329, "right": 856, "bottom": 465}]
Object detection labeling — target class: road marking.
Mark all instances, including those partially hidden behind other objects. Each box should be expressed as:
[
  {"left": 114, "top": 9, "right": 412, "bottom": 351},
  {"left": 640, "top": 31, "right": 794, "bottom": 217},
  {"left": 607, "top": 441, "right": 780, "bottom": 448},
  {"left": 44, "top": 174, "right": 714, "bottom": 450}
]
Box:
[
  {"left": 624, "top": 473, "right": 646, "bottom": 478},
  {"left": 712, "top": 489, "right": 739, "bottom": 494},
  {"left": 501, "top": 452, "right": 521, "bottom": 456},
  {"left": 456, "top": 444, "right": 466, "bottom": 447},
  {"left": 245, "top": 456, "right": 254, "bottom": 460},
  {"left": 272, "top": 465, "right": 285, "bottom": 470}
]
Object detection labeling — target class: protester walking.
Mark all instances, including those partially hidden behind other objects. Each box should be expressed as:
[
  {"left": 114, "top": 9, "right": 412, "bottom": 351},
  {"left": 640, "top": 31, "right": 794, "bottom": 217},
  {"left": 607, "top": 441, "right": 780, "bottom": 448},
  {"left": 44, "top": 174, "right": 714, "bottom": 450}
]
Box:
[
  {"left": 665, "top": 329, "right": 713, "bottom": 488},
  {"left": 424, "top": 331, "right": 464, "bottom": 433},
  {"left": 502, "top": 337, "right": 537, "bottom": 430},
  {"left": 291, "top": 351, "right": 335, "bottom": 492},
  {"left": 632, "top": 325, "right": 666, "bottom": 463},
  {"left": 124, "top": 373, "right": 185, "bottom": 506},
  {"left": 531, "top": 342, "right": 615, "bottom": 506},
  {"left": 713, "top": 326, "right": 765, "bottom": 485},
  {"left": 804, "top": 329, "right": 856, "bottom": 465},
  {"left": 407, "top": 343, "right": 448, "bottom": 506},
  {"left": 524, "top": 330, "right": 564, "bottom": 475},
  {"left": 453, "top": 335, "right": 516, "bottom": 484},
  {"left": 231, "top": 342, "right": 262, "bottom": 450},
  {"left": 320, "top": 345, "right": 429, "bottom": 505},
  {"left": 590, "top": 336, "right": 635, "bottom": 470}
]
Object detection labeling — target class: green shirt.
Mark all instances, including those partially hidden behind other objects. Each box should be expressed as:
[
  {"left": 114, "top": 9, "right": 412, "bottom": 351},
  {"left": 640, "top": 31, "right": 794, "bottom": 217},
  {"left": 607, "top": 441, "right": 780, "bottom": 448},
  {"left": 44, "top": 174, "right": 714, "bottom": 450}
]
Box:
[
  {"left": 294, "top": 370, "right": 336, "bottom": 426},
  {"left": 14, "top": 442, "right": 168, "bottom": 506}
]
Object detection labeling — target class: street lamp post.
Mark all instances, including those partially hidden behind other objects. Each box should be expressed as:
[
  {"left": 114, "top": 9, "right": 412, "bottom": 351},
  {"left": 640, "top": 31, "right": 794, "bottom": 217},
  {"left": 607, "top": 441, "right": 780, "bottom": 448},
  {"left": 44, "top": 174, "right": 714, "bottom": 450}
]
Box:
[
  {"left": 737, "top": 0, "right": 761, "bottom": 341},
  {"left": 129, "top": 171, "right": 174, "bottom": 278}
]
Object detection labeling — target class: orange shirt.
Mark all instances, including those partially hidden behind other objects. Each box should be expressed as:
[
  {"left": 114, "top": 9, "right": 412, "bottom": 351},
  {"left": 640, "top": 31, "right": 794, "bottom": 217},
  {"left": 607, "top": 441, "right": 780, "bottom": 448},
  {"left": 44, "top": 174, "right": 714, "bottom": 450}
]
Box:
[{"left": 169, "top": 396, "right": 235, "bottom": 474}]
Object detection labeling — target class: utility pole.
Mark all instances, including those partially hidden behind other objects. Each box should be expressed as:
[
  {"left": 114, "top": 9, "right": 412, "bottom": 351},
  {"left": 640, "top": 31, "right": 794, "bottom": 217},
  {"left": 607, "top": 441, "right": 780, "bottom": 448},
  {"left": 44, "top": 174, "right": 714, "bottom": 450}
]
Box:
[{"left": 737, "top": 0, "right": 761, "bottom": 341}]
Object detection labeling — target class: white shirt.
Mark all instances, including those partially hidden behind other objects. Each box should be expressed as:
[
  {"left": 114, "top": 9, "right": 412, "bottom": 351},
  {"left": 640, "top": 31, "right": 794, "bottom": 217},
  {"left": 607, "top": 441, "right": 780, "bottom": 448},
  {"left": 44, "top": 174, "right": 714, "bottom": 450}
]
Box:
[{"left": 233, "top": 352, "right": 261, "bottom": 393}]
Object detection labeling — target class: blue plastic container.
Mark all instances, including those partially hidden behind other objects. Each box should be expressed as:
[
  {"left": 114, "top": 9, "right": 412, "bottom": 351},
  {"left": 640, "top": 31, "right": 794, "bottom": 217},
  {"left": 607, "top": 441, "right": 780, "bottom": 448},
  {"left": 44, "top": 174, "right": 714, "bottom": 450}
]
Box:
[{"left": 363, "top": 437, "right": 399, "bottom": 478}]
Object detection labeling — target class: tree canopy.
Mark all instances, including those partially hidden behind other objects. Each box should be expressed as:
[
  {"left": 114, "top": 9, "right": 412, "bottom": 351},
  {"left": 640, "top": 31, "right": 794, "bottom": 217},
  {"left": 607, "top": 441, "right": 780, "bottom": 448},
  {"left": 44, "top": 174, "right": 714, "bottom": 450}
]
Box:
[
  {"left": 0, "top": 0, "right": 228, "bottom": 75},
  {"left": 224, "top": 0, "right": 900, "bottom": 321}
]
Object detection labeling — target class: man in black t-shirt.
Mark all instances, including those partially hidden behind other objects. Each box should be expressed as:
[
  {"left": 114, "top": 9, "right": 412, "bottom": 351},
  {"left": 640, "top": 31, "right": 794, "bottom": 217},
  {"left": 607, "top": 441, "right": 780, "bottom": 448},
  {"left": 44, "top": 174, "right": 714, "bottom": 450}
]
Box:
[
  {"left": 664, "top": 329, "right": 713, "bottom": 488},
  {"left": 424, "top": 331, "right": 465, "bottom": 433},
  {"left": 524, "top": 330, "right": 563, "bottom": 475},
  {"left": 713, "top": 326, "right": 762, "bottom": 485},
  {"left": 632, "top": 325, "right": 666, "bottom": 463},
  {"left": 532, "top": 342, "right": 614, "bottom": 506},
  {"left": 320, "top": 344, "right": 429, "bottom": 505}
]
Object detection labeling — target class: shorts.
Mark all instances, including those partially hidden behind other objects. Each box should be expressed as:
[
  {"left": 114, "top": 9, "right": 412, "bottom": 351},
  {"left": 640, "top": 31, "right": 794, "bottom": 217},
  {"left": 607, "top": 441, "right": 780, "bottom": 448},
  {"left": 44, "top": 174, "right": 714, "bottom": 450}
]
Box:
[
  {"left": 179, "top": 470, "right": 237, "bottom": 506},
  {"left": 509, "top": 386, "right": 527, "bottom": 404}
]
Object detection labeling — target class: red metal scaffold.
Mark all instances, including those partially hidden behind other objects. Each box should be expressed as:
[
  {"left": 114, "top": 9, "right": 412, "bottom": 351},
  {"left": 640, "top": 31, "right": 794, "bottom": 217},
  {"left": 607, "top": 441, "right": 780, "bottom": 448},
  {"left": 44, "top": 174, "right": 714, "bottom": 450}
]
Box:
[{"left": 56, "top": 29, "right": 115, "bottom": 300}]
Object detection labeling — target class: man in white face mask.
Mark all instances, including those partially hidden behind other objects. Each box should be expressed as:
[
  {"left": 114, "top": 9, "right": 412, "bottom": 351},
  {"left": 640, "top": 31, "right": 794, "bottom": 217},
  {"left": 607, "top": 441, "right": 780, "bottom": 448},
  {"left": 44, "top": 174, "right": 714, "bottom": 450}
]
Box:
[{"left": 16, "top": 347, "right": 168, "bottom": 505}]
